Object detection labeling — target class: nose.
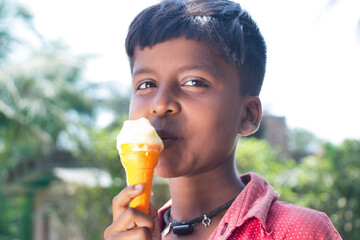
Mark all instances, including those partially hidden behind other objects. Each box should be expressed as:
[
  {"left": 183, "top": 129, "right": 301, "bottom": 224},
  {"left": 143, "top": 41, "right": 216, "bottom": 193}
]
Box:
[{"left": 150, "top": 86, "right": 181, "bottom": 117}]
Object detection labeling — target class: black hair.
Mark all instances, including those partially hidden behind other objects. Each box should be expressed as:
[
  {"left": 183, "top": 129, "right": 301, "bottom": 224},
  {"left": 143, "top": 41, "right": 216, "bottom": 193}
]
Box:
[{"left": 125, "top": 0, "right": 266, "bottom": 96}]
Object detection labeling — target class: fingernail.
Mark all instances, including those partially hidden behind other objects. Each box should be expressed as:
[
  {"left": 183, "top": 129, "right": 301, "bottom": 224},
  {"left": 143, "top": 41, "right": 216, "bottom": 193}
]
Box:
[{"left": 134, "top": 184, "right": 143, "bottom": 190}]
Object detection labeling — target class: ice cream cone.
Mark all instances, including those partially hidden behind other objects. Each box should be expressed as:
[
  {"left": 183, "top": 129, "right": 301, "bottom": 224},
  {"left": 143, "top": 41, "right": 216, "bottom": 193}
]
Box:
[
  {"left": 116, "top": 118, "right": 163, "bottom": 214},
  {"left": 120, "top": 144, "right": 160, "bottom": 214}
]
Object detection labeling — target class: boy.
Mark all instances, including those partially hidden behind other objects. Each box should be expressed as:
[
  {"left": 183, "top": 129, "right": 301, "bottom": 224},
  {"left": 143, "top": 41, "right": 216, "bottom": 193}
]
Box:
[{"left": 104, "top": 0, "right": 342, "bottom": 239}]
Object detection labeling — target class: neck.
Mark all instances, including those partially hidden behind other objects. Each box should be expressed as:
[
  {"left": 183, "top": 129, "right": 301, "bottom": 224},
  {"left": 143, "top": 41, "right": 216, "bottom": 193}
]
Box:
[{"left": 168, "top": 157, "right": 245, "bottom": 222}]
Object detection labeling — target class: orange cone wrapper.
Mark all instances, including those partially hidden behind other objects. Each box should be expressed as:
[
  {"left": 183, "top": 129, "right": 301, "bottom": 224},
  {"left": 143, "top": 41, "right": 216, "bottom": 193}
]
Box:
[{"left": 116, "top": 118, "right": 163, "bottom": 214}]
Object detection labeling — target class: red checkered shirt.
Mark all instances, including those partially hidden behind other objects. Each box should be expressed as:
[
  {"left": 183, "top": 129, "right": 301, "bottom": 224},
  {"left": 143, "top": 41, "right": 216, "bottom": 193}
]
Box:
[{"left": 158, "top": 172, "right": 342, "bottom": 239}]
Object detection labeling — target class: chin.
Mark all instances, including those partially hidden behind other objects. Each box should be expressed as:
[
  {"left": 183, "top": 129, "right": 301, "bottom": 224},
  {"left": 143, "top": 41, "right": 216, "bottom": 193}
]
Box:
[{"left": 154, "top": 163, "right": 183, "bottom": 179}]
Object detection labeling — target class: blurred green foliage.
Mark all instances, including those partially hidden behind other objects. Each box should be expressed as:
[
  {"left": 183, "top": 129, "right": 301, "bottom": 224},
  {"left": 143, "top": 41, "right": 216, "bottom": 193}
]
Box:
[
  {"left": 288, "top": 128, "right": 320, "bottom": 161},
  {"left": 235, "top": 137, "right": 360, "bottom": 239},
  {"left": 67, "top": 116, "right": 129, "bottom": 239},
  {"left": 0, "top": 0, "right": 129, "bottom": 235}
]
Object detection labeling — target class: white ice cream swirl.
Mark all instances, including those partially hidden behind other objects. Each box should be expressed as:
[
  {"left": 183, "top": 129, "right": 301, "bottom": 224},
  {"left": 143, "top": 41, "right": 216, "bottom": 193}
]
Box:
[{"left": 116, "top": 118, "right": 164, "bottom": 153}]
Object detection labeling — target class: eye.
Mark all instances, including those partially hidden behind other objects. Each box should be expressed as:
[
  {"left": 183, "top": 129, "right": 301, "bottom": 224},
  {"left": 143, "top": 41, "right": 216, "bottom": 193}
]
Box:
[
  {"left": 137, "top": 81, "right": 157, "bottom": 90},
  {"left": 183, "top": 79, "right": 209, "bottom": 87}
]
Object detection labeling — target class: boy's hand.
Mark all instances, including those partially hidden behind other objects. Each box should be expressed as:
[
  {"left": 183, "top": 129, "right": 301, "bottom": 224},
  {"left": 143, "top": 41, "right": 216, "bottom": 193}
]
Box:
[{"left": 104, "top": 184, "right": 161, "bottom": 240}]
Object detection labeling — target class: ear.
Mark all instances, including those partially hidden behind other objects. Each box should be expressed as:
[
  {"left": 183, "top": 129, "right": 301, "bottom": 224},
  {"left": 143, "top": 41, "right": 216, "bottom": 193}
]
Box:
[{"left": 238, "top": 96, "right": 262, "bottom": 136}]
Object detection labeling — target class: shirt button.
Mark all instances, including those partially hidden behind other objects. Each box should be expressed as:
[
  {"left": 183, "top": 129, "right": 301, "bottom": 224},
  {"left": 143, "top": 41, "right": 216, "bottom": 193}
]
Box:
[{"left": 221, "top": 223, "right": 228, "bottom": 235}]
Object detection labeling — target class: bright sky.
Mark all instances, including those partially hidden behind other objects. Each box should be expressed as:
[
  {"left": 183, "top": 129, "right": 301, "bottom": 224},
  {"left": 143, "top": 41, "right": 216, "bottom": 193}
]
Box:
[{"left": 15, "top": 0, "right": 360, "bottom": 144}]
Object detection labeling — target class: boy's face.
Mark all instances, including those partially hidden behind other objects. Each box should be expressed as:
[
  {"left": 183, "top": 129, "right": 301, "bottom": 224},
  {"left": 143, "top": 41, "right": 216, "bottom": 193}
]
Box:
[{"left": 129, "top": 37, "right": 260, "bottom": 178}]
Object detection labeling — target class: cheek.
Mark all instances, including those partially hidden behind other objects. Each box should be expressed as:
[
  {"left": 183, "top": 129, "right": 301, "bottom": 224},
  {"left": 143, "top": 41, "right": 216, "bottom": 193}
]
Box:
[
  {"left": 191, "top": 94, "right": 240, "bottom": 128},
  {"left": 191, "top": 96, "right": 240, "bottom": 144},
  {"left": 128, "top": 97, "right": 148, "bottom": 120},
  {"left": 188, "top": 104, "right": 239, "bottom": 148}
]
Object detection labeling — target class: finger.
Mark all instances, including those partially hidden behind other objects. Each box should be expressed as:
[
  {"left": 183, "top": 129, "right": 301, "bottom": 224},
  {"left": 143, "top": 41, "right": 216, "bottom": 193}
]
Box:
[
  {"left": 104, "top": 225, "right": 152, "bottom": 240},
  {"left": 112, "top": 184, "right": 144, "bottom": 222},
  {"left": 112, "top": 207, "right": 155, "bottom": 233},
  {"left": 148, "top": 204, "right": 162, "bottom": 240},
  {"left": 148, "top": 203, "right": 158, "bottom": 219}
]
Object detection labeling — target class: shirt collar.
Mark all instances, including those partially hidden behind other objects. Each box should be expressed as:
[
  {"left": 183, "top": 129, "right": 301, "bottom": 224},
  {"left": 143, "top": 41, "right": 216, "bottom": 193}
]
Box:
[
  {"left": 158, "top": 172, "right": 280, "bottom": 238},
  {"left": 234, "top": 172, "right": 279, "bottom": 227},
  {"left": 211, "top": 172, "right": 279, "bottom": 239}
]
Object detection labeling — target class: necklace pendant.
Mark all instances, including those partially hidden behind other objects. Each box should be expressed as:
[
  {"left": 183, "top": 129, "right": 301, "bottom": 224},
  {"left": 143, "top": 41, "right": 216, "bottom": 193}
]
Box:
[
  {"left": 162, "top": 223, "right": 172, "bottom": 238},
  {"left": 202, "top": 215, "right": 212, "bottom": 227},
  {"left": 173, "top": 224, "right": 194, "bottom": 235}
]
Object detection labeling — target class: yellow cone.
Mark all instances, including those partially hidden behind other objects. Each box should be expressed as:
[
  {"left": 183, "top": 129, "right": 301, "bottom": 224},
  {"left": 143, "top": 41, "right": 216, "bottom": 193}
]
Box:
[{"left": 120, "top": 146, "right": 160, "bottom": 214}]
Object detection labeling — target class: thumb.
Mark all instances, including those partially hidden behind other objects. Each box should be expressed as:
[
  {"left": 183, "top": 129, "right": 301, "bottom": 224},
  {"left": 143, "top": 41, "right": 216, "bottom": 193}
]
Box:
[{"left": 149, "top": 203, "right": 162, "bottom": 240}]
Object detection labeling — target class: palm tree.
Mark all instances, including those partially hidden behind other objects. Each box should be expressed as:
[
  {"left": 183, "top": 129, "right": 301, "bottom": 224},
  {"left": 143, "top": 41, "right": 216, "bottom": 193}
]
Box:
[
  {"left": 0, "top": 48, "right": 95, "bottom": 165},
  {"left": 0, "top": 0, "right": 98, "bottom": 168},
  {"left": 0, "top": 1, "right": 97, "bottom": 239}
]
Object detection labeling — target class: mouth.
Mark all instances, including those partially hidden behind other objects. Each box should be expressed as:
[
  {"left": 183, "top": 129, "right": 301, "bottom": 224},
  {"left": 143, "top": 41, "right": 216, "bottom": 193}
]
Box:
[{"left": 156, "top": 129, "right": 179, "bottom": 148}]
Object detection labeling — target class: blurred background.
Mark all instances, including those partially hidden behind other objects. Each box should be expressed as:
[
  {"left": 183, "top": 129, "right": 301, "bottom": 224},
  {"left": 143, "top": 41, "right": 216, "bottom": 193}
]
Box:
[{"left": 0, "top": 0, "right": 359, "bottom": 239}]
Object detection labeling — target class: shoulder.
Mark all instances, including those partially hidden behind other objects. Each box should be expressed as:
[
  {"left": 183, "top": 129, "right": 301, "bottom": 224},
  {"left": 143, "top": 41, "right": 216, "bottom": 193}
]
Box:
[{"left": 266, "top": 201, "right": 342, "bottom": 239}]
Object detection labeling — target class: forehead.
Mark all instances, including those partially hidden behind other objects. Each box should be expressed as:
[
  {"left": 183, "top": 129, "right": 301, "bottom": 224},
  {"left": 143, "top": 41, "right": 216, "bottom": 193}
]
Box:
[{"left": 131, "top": 37, "right": 236, "bottom": 78}]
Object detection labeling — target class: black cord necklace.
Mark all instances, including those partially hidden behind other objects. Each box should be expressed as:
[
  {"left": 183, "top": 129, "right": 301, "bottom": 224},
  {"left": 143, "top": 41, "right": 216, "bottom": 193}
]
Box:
[{"left": 162, "top": 197, "right": 236, "bottom": 237}]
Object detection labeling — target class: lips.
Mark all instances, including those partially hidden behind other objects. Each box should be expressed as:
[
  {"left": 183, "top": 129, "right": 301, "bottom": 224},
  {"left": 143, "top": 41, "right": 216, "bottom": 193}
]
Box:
[{"left": 156, "top": 129, "right": 179, "bottom": 148}]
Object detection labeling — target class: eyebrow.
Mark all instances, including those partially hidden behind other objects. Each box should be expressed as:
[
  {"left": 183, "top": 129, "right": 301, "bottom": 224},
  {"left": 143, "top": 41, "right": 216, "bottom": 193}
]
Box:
[
  {"left": 132, "top": 64, "right": 220, "bottom": 79},
  {"left": 177, "top": 64, "right": 220, "bottom": 78},
  {"left": 132, "top": 67, "right": 155, "bottom": 77}
]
